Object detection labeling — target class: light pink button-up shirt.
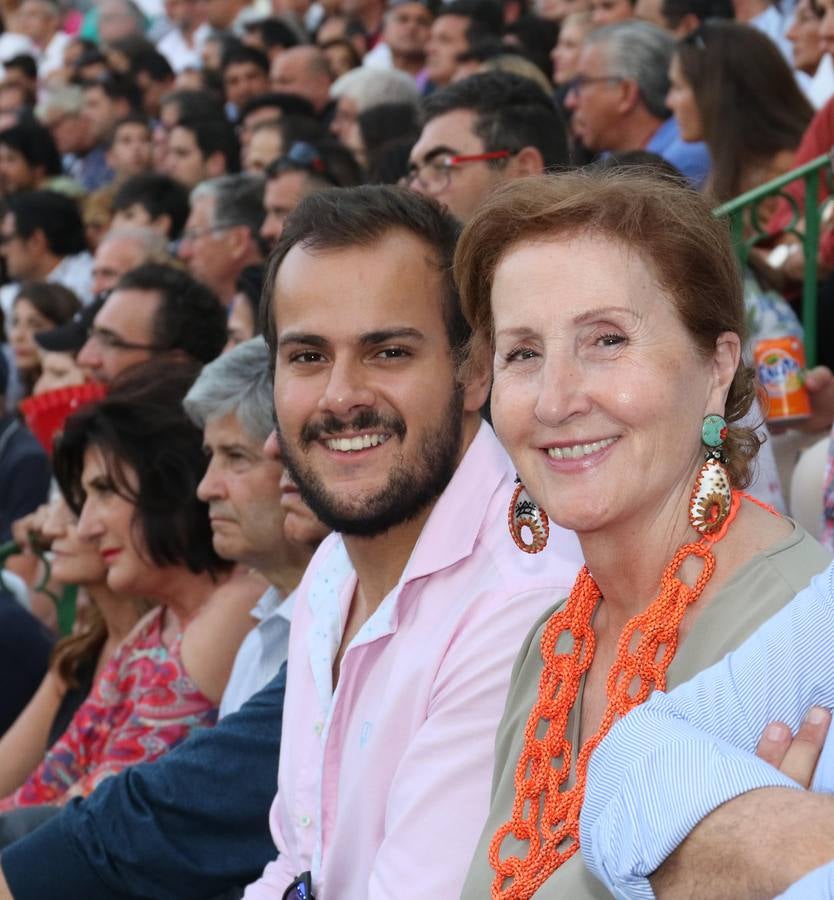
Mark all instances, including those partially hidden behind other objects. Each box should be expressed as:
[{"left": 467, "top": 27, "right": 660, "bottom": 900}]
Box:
[{"left": 244, "top": 422, "right": 583, "bottom": 900}]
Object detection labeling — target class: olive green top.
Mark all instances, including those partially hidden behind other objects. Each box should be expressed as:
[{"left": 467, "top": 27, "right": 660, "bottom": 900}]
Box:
[{"left": 460, "top": 523, "right": 831, "bottom": 900}]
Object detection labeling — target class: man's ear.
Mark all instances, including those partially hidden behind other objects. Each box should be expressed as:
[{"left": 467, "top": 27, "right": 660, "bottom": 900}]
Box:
[
  {"left": 512, "top": 145, "right": 546, "bottom": 178},
  {"left": 616, "top": 78, "right": 642, "bottom": 115}
]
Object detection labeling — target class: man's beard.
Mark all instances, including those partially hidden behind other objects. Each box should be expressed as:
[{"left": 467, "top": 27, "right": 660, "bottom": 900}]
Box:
[{"left": 276, "top": 387, "right": 465, "bottom": 538}]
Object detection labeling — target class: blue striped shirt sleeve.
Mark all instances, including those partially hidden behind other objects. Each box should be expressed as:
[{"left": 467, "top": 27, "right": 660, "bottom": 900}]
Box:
[{"left": 580, "top": 562, "right": 834, "bottom": 899}]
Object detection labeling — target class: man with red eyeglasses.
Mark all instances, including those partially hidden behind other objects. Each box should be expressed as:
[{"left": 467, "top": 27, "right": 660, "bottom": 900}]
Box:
[{"left": 407, "top": 71, "right": 570, "bottom": 223}]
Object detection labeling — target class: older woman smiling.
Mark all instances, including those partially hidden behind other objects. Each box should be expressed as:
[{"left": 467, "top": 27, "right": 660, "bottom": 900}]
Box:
[{"left": 455, "top": 170, "right": 832, "bottom": 900}]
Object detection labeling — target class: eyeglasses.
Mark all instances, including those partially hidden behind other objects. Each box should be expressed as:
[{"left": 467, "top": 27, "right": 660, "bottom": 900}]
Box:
[
  {"left": 0, "top": 232, "right": 19, "bottom": 245},
  {"left": 565, "top": 74, "right": 625, "bottom": 96},
  {"left": 180, "top": 223, "right": 232, "bottom": 242},
  {"left": 86, "top": 326, "right": 166, "bottom": 353},
  {"left": 282, "top": 872, "right": 315, "bottom": 900},
  {"left": 404, "top": 150, "right": 512, "bottom": 195}
]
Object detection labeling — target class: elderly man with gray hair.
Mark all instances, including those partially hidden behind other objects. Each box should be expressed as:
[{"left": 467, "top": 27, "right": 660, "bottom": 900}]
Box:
[
  {"left": 565, "top": 20, "right": 710, "bottom": 185},
  {"left": 185, "top": 337, "right": 329, "bottom": 717},
  {"left": 329, "top": 66, "right": 420, "bottom": 163},
  {"left": 178, "top": 173, "right": 265, "bottom": 308}
]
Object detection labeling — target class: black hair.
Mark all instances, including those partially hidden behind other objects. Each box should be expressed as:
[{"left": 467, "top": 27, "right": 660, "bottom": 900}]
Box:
[
  {"left": 244, "top": 17, "right": 300, "bottom": 50},
  {"left": 5, "top": 54, "right": 38, "bottom": 82},
  {"left": 237, "top": 91, "right": 317, "bottom": 123},
  {"left": 221, "top": 43, "right": 270, "bottom": 74},
  {"left": 262, "top": 185, "right": 467, "bottom": 366},
  {"left": 130, "top": 47, "right": 175, "bottom": 83},
  {"left": 0, "top": 121, "right": 62, "bottom": 177},
  {"left": 115, "top": 263, "right": 228, "bottom": 364},
  {"left": 365, "top": 135, "right": 416, "bottom": 184},
  {"left": 107, "top": 112, "right": 151, "bottom": 147},
  {"left": 503, "top": 14, "right": 559, "bottom": 76},
  {"left": 661, "top": 0, "right": 732, "bottom": 27},
  {"left": 112, "top": 172, "right": 190, "bottom": 238},
  {"left": 176, "top": 115, "right": 240, "bottom": 172},
  {"left": 358, "top": 103, "right": 419, "bottom": 156},
  {"left": 7, "top": 190, "right": 87, "bottom": 256},
  {"left": 53, "top": 359, "right": 232, "bottom": 578},
  {"left": 81, "top": 74, "right": 143, "bottom": 112},
  {"left": 439, "top": 0, "right": 503, "bottom": 42},
  {"left": 421, "top": 71, "right": 570, "bottom": 169},
  {"left": 266, "top": 137, "right": 363, "bottom": 188},
  {"left": 234, "top": 263, "right": 264, "bottom": 334},
  {"left": 159, "top": 89, "right": 225, "bottom": 123}
]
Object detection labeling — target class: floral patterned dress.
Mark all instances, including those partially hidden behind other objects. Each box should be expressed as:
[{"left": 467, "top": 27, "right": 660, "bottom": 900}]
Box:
[{"left": 0, "top": 607, "right": 217, "bottom": 808}]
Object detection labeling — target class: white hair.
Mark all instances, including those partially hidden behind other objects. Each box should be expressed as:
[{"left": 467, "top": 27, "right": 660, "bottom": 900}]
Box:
[{"left": 330, "top": 67, "right": 419, "bottom": 113}]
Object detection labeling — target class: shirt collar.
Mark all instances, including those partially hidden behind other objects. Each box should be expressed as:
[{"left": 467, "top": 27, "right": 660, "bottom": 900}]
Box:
[{"left": 402, "top": 420, "right": 513, "bottom": 583}]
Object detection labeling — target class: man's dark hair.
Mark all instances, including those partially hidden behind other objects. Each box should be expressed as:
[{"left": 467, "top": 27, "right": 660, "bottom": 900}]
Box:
[
  {"left": 159, "top": 89, "right": 225, "bottom": 123},
  {"left": 504, "top": 15, "right": 559, "bottom": 76},
  {"left": 439, "top": 0, "right": 503, "bottom": 44},
  {"left": 266, "top": 137, "right": 363, "bottom": 188},
  {"left": 262, "top": 185, "right": 467, "bottom": 365},
  {"left": 244, "top": 17, "right": 300, "bottom": 51},
  {"left": 81, "top": 74, "right": 143, "bottom": 112},
  {"left": 112, "top": 173, "right": 190, "bottom": 238},
  {"left": 0, "top": 121, "right": 62, "bottom": 177},
  {"left": 221, "top": 43, "right": 270, "bottom": 75},
  {"left": 7, "top": 190, "right": 86, "bottom": 256},
  {"left": 421, "top": 71, "right": 570, "bottom": 170},
  {"left": 115, "top": 263, "right": 228, "bottom": 364},
  {"left": 176, "top": 115, "right": 240, "bottom": 173},
  {"left": 107, "top": 112, "right": 151, "bottom": 148},
  {"left": 53, "top": 359, "right": 232, "bottom": 578},
  {"left": 237, "top": 91, "right": 316, "bottom": 124},
  {"left": 130, "top": 47, "right": 175, "bottom": 83},
  {"left": 5, "top": 54, "right": 38, "bottom": 83},
  {"left": 661, "top": 0, "right": 732, "bottom": 26}
]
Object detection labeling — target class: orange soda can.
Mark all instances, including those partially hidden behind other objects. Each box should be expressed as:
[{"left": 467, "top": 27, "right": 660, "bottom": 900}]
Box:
[{"left": 754, "top": 336, "right": 811, "bottom": 423}]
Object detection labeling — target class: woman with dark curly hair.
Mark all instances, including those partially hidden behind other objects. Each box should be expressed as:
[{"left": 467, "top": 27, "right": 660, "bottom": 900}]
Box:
[{"left": 0, "top": 359, "right": 241, "bottom": 811}]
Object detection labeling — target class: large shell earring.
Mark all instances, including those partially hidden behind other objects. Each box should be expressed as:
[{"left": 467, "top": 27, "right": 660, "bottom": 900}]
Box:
[
  {"left": 689, "top": 415, "right": 732, "bottom": 535},
  {"left": 508, "top": 479, "right": 549, "bottom": 553}
]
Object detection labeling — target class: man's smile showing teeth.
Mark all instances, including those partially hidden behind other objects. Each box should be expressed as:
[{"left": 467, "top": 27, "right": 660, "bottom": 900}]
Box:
[
  {"left": 325, "top": 433, "right": 391, "bottom": 452},
  {"left": 546, "top": 437, "right": 618, "bottom": 460}
]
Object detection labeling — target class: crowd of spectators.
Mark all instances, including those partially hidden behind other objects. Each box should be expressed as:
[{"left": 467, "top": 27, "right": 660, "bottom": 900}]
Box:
[{"left": 1, "top": 0, "right": 834, "bottom": 897}]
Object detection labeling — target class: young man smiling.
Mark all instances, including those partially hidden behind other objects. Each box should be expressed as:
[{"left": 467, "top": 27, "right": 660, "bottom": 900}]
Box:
[{"left": 244, "top": 185, "right": 583, "bottom": 899}]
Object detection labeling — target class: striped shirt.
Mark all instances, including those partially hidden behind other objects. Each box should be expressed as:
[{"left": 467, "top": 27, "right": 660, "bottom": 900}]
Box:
[{"left": 580, "top": 562, "right": 834, "bottom": 899}]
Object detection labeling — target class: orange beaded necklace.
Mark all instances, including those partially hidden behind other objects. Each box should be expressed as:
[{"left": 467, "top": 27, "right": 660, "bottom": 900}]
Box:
[{"left": 488, "top": 490, "right": 746, "bottom": 900}]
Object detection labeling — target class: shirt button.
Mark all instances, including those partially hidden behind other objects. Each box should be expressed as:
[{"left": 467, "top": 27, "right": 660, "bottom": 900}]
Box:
[
  {"left": 299, "top": 814, "right": 312, "bottom": 827},
  {"left": 314, "top": 721, "right": 323, "bottom": 735}
]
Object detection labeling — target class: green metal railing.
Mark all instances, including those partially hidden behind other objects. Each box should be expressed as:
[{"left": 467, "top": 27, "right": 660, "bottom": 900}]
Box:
[
  {"left": 713, "top": 151, "right": 834, "bottom": 368},
  {"left": 0, "top": 539, "right": 77, "bottom": 636}
]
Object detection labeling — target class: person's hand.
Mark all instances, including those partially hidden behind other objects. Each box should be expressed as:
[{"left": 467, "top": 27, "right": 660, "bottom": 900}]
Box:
[
  {"left": 755, "top": 706, "right": 831, "bottom": 788},
  {"left": 769, "top": 366, "right": 834, "bottom": 434}
]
